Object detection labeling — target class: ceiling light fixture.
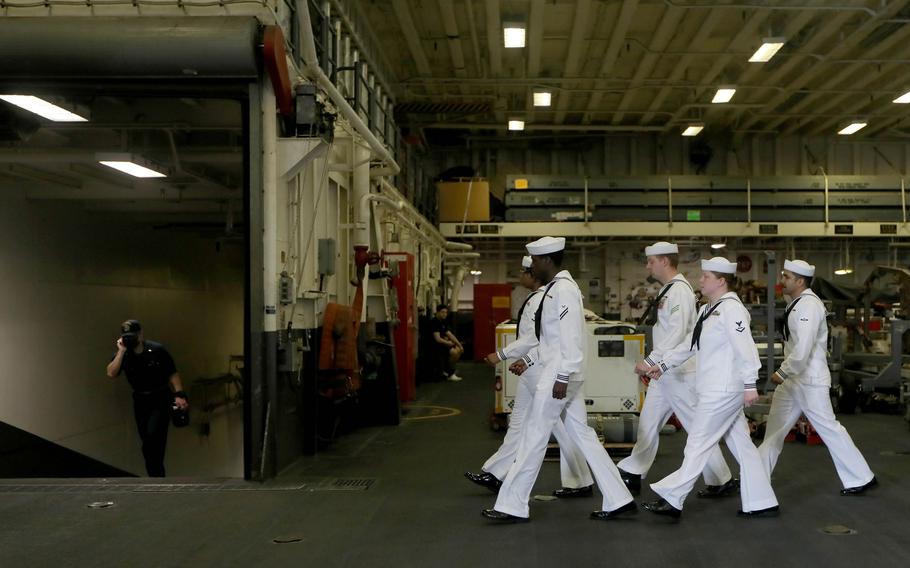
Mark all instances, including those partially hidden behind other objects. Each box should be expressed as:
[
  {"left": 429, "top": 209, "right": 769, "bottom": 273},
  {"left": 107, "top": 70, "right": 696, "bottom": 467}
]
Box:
[
  {"left": 97, "top": 153, "right": 168, "bottom": 178},
  {"left": 837, "top": 121, "right": 867, "bottom": 135},
  {"left": 533, "top": 91, "right": 552, "bottom": 107},
  {"left": 892, "top": 89, "right": 910, "bottom": 104},
  {"left": 682, "top": 124, "right": 704, "bottom": 137},
  {"left": 711, "top": 242, "right": 727, "bottom": 250},
  {"left": 503, "top": 23, "right": 526, "bottom": 48},
  {"left": 0, "top": 94, "right": 88, "bottom": 122},
  {"left": 508, "top": 119, "right": 525, "bottom": 131},
  {"left": 749, "top": 37, "right": 786, "bottom": 63},
  {"left": 712, "top": 87, "right": 736, "bottom": 104}
]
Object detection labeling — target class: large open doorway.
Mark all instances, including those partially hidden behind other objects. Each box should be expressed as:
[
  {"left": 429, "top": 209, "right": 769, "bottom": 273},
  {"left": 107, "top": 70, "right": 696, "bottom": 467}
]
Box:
[{"left": 0, "top": 84, "right": 253, "bottom": 478}]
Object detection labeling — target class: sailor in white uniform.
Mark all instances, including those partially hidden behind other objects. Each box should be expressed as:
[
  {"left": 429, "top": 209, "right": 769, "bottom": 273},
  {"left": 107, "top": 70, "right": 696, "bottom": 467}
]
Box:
[
  {"left": 644, "top": 257, "right": 779, "bottom": 519},
  {"left": 466, "top": 255, "right": 593, "bottom": 495},
  {"left": 758, "top": 259, "right": 877, "bottom": 496},
  {"left": 482, "top": 237, "right": 635, "bottom": 522},
  {"left": 617, "top": 242, "right": 735, "bottom": 498}
]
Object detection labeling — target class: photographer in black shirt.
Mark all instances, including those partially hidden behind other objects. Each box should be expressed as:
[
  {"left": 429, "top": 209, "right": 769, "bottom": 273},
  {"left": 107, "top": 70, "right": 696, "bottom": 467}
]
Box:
[{"left": 106, "top": 320, "right": 188, "bottom": 477}]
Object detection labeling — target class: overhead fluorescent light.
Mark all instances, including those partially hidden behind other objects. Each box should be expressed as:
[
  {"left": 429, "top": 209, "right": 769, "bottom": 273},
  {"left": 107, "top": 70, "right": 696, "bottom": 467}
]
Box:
[
  {"left": 712, "top": 87, "right": 736, "bottom": 104},
  {"left": 508, "top": 119, "right": 525, "bottom": 131},
  {"left": 97, "top": 153, "right": 168, "bottom": 178},
  {"left": 533, "top": 91, "right": 552, "bottom": 107},
  {"left": 0, "top": 95, "right": 88, "bottom": 122},
  {"left": 837, "top": 121, "right": 867, "bottom": 135},
  {"left": 893, "top": 89, "right": 910, "bottom": 104},
  {"left": 503, "top": 24, "right": 526, "bottom": 48},
  {"left": 711, "top": 242, "right": 726, "bottom": 250},
  {"left": 749, "top": 38, "right": 785, "bottom": 63},
  {"left": 682, "top": 124, "right": 704, "bottom": 137},
  {"left": 470, "top": 270, "right": 483, "bottom": 276},
  {"left": 834, "top": 268, "right": 853, "bottom": 276}
]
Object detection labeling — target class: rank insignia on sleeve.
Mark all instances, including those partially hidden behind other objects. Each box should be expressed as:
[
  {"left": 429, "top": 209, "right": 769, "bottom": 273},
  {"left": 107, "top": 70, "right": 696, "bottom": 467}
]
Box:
[{"left": 735, "top": 321, "right": 746, "bottom": 333}]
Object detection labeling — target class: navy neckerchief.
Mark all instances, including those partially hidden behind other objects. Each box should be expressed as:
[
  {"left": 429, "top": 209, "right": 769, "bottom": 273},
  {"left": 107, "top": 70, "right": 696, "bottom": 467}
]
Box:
[
  {"left": 534, "top": 277, "right": 566, "bottom": 340},
  {"left": 515, "top": 290, "right": 540, "bottom": 340},
  {"left": 639, "top": 280, "right": 685, "bottom": 326},
  {"left": 781, "top": 296, "right": 804, "bottom": 342},
  {"left": 690, "top": 299, "right": 728, "bottom": 350}
]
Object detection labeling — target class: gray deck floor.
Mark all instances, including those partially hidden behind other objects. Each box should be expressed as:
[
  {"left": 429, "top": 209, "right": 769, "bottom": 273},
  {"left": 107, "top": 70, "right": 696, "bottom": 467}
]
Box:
[{"left": 2, "top": 362, "right": 909, "bottom": 567}]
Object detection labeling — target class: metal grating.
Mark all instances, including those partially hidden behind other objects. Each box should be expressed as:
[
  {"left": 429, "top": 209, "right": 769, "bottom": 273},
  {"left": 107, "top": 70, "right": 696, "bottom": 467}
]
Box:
[
  {"left": 0, "top": 481, "right": 307, "bottom": 494},
  {"left": 313, "top": 478, "right": 377, "bottom": 492}
]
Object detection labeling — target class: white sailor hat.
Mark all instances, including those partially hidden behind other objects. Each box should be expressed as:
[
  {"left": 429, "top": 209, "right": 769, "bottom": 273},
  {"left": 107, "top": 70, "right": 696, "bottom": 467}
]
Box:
[
  {"left": 526, "top": 236, "right": 566, "bottom": 256},
  {"left": 522, "top": 255, "right": 532, "bottom": 269},
  {"left": 784, "top": 259, "right": 815, "bottom": 278},
  {"left": 645, "top": 241, "right": 678, "bottom": 256},
  {"left": 701, "top": 256, "right": 737, "bottom": 274}
]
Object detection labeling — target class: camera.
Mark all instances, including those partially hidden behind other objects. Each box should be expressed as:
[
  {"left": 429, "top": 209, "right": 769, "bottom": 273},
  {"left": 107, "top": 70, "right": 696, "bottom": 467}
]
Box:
[{"left": 121, "top": 332, "right": 138, "bottom": 349}]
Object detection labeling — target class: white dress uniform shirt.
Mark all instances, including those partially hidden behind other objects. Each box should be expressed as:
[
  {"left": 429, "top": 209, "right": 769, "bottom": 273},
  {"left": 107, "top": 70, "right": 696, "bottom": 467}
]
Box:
[
  {"left": 483, "top": 287, "right": 592, "bottom": 488},
  {"left": 775, "top": 289, "right": 831, "bottom": 386},
  {"left": 650, "top": 291, "right": 778, "bottom": 513},
  {"left": 659, "top": 291, "right": 761, "bottom": 392},
  {"left": 643, "top": 274, "right": 697, "bottom": 375},
  {"left": 758, "top": 289, "right": 875, "bottom": 489},
  {"left": 617, "top": 275, "right": 731, "bottom": 485},
  {"left": 493, "top": 270, "right": 633, "bottom": 518}
]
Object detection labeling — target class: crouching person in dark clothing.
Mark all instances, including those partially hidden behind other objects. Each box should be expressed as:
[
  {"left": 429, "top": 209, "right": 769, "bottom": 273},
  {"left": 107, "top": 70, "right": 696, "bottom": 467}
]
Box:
[
  {"left": 430, "top": 305, "right": 465, "bottom": 382},
  {"left": 105, "top": 320, "right": 189, "bottom": 477}
]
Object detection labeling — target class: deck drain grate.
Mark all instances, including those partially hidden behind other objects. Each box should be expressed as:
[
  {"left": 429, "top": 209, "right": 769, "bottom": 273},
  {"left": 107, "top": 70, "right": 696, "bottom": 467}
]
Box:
[
  {"left": 820, "top": 525, "right": 857, "bottom": 536},
  {"left": 314, "top": 478, "right": 377, "bottom": 492},
  {"left": 0, "top": 482, "right": 307, "bottom": 494}
]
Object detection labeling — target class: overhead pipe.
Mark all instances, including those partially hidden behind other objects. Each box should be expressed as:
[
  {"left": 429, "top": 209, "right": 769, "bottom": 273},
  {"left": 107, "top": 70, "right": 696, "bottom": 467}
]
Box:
[
  {"left": 297, "top": 2, "right": 400, "bottom": 175},
  {"left": 445, "top": 242, "right": 474, "bottom": 251},
  {"left": 663, "top": 0, "right": 877, "bottom": 17}
]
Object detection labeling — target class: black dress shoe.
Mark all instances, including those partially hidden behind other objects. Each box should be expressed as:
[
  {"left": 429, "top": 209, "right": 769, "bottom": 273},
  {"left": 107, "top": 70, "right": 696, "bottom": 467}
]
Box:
[
  {"left": 697, "top": 478, "right": 740, "bottom": 499},
  {"left": 465, "top": 471, "right": 502, "bottom": 493},
  {"left": 619, "top": 470, "right": 641, "bottom": 494},
  {"left": 553, "top": 484, "right": 594, "bottom": 498},
  {"left": 737, "top": 505, "right": 780, "bottom": 518},
  {"left": 481, "top": 509, "right": 529, "bottom": 523},
  {"left": 840, "top": 477, "right": 878, "bottom": 496},
  {"left": 642, "top": 498, "right": 682, "bottom": 519},
  {"left": 590, "top": 500, "right": 638, "bottom": 521}
]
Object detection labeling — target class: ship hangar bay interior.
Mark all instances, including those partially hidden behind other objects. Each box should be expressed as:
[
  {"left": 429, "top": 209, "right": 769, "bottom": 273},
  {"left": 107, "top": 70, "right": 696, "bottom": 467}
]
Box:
[{"left": 1, "top": 2, "right": 910, "bottom": 567}]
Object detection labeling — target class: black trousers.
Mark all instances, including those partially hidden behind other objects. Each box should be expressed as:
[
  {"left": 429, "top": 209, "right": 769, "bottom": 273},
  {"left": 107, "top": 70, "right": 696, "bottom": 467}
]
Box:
[{"left": 132, "top": 390, "right": 172, "bottom": 477}]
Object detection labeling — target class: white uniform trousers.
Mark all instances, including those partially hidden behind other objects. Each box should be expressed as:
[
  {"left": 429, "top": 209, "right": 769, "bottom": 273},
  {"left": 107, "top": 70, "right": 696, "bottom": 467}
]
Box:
[
  {"left": 618, "top": 372, "right": 732, "bottom": 485},
  {"left": 483, "top": 372, "right": 593, "bottom": 488},
  {"left": 494, "top": 380, "right": 634, "bottom": 518},
  {"left": 758, "top": 380, "right": 874, "bottom": 489},
  {"left": 651, "top": 391, "right": 778, "bottom": 512}
]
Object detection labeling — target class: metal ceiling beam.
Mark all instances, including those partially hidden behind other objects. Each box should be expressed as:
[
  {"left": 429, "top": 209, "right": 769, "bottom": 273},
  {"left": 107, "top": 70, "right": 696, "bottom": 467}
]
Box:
[
  {"left": 807, "top": 71, "right": 910, "bottom": 136},
  {"left": 554, "top": 0, "right": 593, "bottom": 124},
  {"left": 612, "top": 5, "right": 683, "bottom": 124},
  {"left": 23, "top": 185, "right": 236, "bottom": 201},
  {"left": 440, "top": 221, "right": 910, "bottom": 239},
  {"left": 640, "top": 8, "right": 723, "bottom": 125},
  {"left": 777, "top": 22, "right": 910, "bottom": 134},
  {"left": 464, "top": 0, "right": 483, "bottom": 77},
  {"left": 424, "top": 122, "right": 663, "bottom": 132},
  {"left": 719, "top": 6, "right": 841, "bottom": 128},
  {"left": 484, "top": 0, "right": 503, "bottom": 77},
  {"left": 581, "top": 0, "right": 640, "bottom": 125},
  {"left": 739, "top": 0, "right": 910, "bottom": 132},
  {"left": 660, "top": 9, "right": 770, "bottom": 130},
  {"left": 525, "top": 0, "right": 545, "bottom": 122},
  {"left": 392, "top": 0, "right": 432, "bottom": 78},
  {"left": 3, "top": 164, "right": 82, "bottom": 189},
  {"left": 438, "top": 0, "right": 467, "bottom": 79}
]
